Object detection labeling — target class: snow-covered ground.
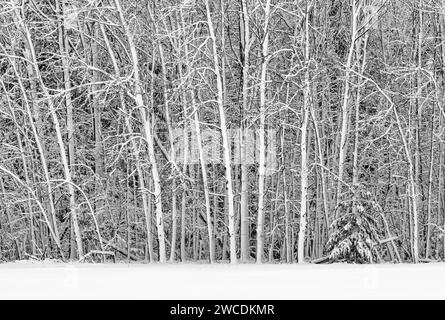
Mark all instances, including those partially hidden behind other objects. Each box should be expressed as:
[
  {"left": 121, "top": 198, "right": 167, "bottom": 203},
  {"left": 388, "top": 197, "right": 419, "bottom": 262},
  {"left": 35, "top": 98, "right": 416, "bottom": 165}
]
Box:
[{"left": 0, "top": 261, "right": 444, "bottom": 299}]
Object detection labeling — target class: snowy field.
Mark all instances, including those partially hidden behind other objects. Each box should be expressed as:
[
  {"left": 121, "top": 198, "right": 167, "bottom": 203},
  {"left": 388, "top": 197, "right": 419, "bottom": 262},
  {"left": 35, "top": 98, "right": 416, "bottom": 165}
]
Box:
[{"left": 0, "top": 261, "right": 444, "bottom": 299}]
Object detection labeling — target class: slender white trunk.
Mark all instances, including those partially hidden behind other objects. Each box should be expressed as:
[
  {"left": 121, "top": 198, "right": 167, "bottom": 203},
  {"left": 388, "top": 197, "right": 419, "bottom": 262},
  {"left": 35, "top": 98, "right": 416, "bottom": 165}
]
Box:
[
  {"left": 240, "top": 0, "right": 251, "bottom": 263},
  {"left": 57, "top": 0, "right": 81, "bottom": 259},
  {"left": 191, "top": 93, "right": 215, "bottom": 262},
  {"left": 298, "top": 1, "right": 311, "bottom": 264},
  {"left": 336, "top": 0, "right": 358, "bottom": 213},
  {"left": 147, "top": 5, "right": 180, "bottom": 262},
  {"left": 204, "top": 0, "right": 237, "bottom": 263},
  {"left": 99, "top": 22, "right": 155, "bottom": 261},
  {"left": 352, "top": 33, "right": 369, "bottom": 216},
  {"left": 393, "top": 105, "right": 420, "bottom": 263},
  {"left": 115, "top": 0, "right": 166, "bottom": 262},
  {"left": 425, "top": 106, "right": 435, "bottom": 258},
  {"left": 310, "top": 108, "right": 330, "bottom": 234},
  {"left": 180, "top": 14, "right": 216, "bottom": 260},
  {"left": 256, "top": 0, "right": 271, "bottom": 264}
]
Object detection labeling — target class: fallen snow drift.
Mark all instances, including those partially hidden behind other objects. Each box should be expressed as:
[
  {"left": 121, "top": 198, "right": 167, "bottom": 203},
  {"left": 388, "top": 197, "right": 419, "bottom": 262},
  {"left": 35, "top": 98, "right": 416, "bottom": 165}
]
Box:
[{"left": 0, "top": 262, "right": 444, "bottom": 299}]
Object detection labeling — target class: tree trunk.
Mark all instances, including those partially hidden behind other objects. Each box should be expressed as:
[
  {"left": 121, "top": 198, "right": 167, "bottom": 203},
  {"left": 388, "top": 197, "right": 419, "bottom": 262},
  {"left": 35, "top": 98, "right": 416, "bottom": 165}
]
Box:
[
  {"left": 204, "top": 0, "right": 237, "bottom": 263},
  {"left": 114, "top": 0, "right": 167, "bottom": 262},
  {"left": 256, "top": 0, "right": 271, "bottom": 264},
  {"left": 298, "top": 1, "right": 311, "bottom": 264}
]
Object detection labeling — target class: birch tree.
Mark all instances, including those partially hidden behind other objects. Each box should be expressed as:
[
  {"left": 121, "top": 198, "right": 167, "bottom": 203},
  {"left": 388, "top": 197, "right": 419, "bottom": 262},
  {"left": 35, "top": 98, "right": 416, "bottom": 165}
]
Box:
[{"left": 114, "top": 0, "right": 167, "bottom": 262}]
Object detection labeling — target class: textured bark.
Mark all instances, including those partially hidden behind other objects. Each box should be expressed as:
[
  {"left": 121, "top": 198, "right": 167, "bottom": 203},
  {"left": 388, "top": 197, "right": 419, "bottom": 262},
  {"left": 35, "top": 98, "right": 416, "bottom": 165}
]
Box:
[{"left": 297, "top": 1, "right": 311, "bottom": 264}]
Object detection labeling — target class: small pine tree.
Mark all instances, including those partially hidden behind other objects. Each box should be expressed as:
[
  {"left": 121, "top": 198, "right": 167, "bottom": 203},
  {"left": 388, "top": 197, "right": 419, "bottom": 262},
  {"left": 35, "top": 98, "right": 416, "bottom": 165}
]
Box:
[{"left": 326, "top": 190, "right": 381, "bottom": 263}]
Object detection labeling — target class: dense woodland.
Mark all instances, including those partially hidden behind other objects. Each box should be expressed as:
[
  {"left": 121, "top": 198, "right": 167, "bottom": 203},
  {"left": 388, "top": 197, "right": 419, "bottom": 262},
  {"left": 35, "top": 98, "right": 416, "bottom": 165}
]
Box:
[{"left": 1, "top": 0, "right": 445, "bottom": 264}]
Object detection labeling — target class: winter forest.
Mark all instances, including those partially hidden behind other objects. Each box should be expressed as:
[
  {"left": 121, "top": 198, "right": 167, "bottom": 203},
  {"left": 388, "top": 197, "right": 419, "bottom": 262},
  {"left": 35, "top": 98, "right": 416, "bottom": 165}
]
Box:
[{"left": 2, "top": 0, "right": 445, "bottom": 266}]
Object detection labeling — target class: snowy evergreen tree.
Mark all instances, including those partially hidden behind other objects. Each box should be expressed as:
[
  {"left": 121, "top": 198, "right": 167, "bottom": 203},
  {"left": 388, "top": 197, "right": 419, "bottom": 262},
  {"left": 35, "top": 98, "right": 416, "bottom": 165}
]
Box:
[{"left": 326, "top": 190, "right": 382, "bottom": 263}]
